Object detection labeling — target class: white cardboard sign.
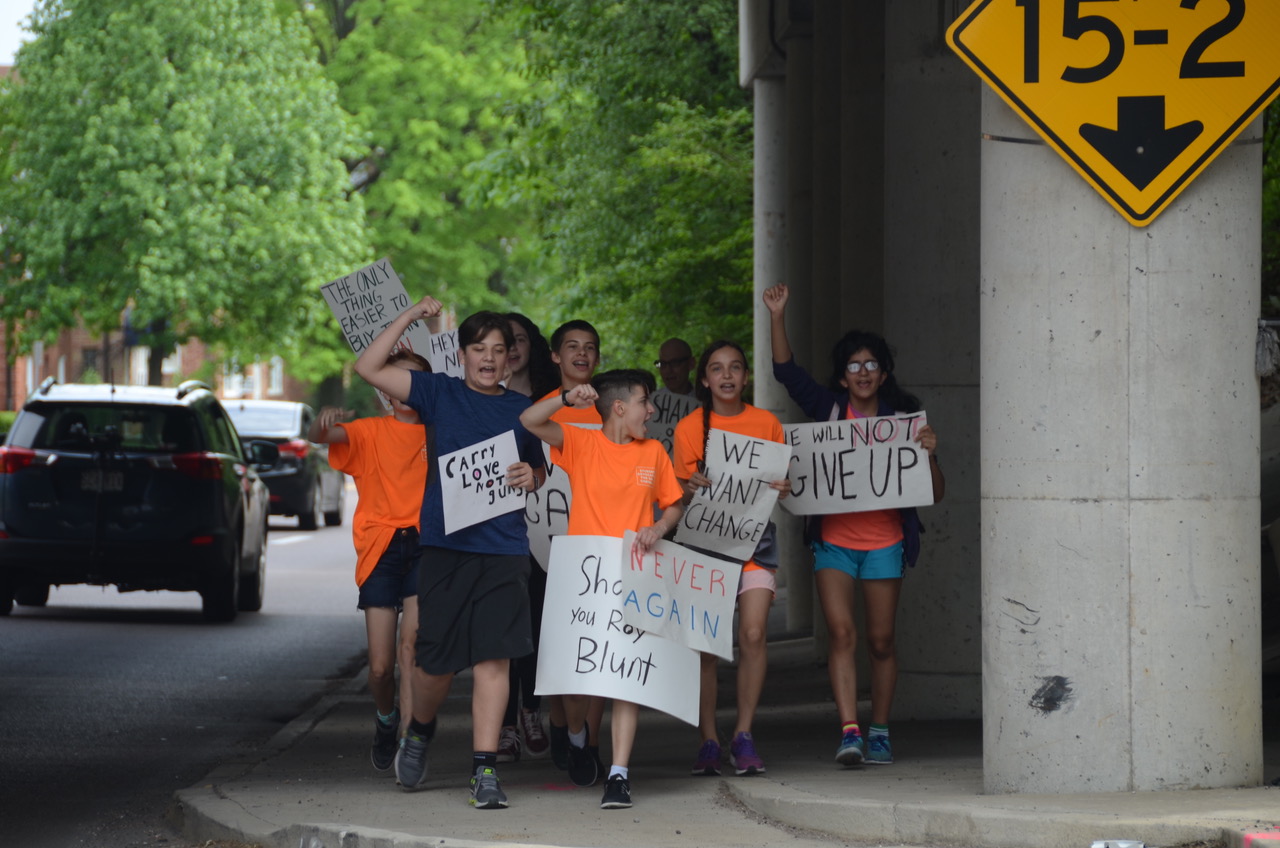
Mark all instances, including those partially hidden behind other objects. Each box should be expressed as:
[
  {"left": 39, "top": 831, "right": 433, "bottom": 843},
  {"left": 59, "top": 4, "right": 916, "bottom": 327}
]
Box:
[
  {"left": 535, "top": 534, "right": 699, "bottom": 725},
  {"left": 618, "top": 531, "right": 742, "bottom": 661},
  {"left": 523, "top": 424, "right": 600, "bottom": 569},
  {"left": 675, "top": 428, "right": 791, "bottom": 561},
  {"left": 644, "top": 389, "right": 698, "bottom": 454},
  {"left": 779, "top": 412, "right": 933, "bottom": 515},
  {"left": 438, "top": 430, "right": 524, "bottom": 534}
]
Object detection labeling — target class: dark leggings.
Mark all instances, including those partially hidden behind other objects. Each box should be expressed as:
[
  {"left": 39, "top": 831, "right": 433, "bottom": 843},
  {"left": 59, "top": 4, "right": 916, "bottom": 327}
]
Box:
[{"left": 503, "top": 557, "right": 547, "bottom": 725}]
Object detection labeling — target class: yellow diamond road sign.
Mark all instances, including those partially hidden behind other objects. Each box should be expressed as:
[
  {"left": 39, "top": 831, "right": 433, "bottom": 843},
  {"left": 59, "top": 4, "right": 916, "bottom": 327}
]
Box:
[{"left": 947, "top": 0, "right": 1280, "bottom": 227}]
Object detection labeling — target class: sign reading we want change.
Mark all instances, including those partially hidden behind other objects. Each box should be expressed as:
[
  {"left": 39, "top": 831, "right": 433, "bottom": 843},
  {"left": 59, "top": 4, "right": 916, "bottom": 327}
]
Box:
[
  {"left": 780, "top": 412, "right": 933, "bottom": 515},
  {"left": 537, "top": 535, "right": 700, "bottom": 725},
  {"left": 675, "top": 428, "right": 790, "bottom": 562},
  {"left": 437, "top": 431, "right": 525, "bottom": 534},
  {"left": 320, "top": 258, "right": 463, "bottom": 378}
]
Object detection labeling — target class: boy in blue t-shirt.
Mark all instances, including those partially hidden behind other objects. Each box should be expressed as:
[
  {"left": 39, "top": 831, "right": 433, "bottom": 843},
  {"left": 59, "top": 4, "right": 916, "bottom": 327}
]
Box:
[{"left": 355, "top": 296, "right": 545, "bottom": 810}]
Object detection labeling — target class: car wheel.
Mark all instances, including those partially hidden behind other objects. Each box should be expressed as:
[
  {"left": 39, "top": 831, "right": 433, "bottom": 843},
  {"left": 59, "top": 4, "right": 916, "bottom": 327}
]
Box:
[
  {"left": 202, "top": 542, "right": 241, "bottom": 623},
  {"left": 0, "top": 576, "right": 14, "bottom": 616},
  {"left": 14, "top": 584, "right": 50, "bottom": 607},
  {"left": 324, "top": 481, "right": 344, "bottom": 527},
  {"left": 298, "top": 482, "right": 321, "bottom": 531},
  {"left": 238, "top": 520, "right": 267, "bottom": 613}
]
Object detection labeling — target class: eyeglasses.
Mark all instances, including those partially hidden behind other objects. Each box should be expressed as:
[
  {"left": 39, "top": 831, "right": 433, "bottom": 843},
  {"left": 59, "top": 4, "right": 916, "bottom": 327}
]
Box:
[
  {"left": 846, "top": 360, "right": 880, "bottom": 374},
  {"left": 654, "top": 358, "right": 692, "bottom": 369}
]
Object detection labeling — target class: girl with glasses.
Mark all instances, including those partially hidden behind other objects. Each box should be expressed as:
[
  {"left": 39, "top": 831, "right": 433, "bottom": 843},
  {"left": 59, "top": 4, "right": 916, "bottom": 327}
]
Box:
[{"left": 762, "top": 284, "right": 944, "bottom": 767}]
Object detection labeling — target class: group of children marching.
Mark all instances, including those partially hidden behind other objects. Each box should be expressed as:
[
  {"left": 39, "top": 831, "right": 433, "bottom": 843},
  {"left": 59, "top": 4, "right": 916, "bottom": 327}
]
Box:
[{"left": 312, "top": 285, "right": 943, "bottom": 811}]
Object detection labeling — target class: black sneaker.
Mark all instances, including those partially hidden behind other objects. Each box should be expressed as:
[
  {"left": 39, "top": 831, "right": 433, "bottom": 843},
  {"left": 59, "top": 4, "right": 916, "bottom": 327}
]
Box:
[
  {"left": 600, "top": 774, "right": 632, "bottom": 809},
  {"left": 394, "top": 731, "right": 430, "bottom": 791},
  {"left": 567, "top": 741, "right": 599, "bottom": 787},
  {"left": 371, "top": 712, "right": 399, "bottom": 772},
  {"left": 549, "top": 722, "right": 570, "bottom": 770}
]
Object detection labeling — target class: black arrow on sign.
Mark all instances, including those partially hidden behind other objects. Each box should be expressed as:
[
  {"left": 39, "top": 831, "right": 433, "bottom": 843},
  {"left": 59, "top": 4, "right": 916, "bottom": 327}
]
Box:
[{"left": 1079, "top": 96, "right": 1203, "bottom": 190}]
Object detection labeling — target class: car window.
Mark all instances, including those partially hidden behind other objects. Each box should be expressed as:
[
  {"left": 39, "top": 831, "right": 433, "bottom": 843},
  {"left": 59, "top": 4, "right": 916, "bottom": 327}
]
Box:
[
  {"left": 225, "top": 404, "right": 299, "bottom": 437},
  {"left": 205, "top": 404, "right": 244, "bottom": 459},
  {"left": 23, "top": 405, "right": 201, "bottom": 453}
]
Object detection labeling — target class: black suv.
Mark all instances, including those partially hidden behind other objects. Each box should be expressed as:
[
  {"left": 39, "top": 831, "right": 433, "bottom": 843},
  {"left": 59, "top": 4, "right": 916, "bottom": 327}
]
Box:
[{"left": 0, "top": 380, "right": 278, "bottom": 622}]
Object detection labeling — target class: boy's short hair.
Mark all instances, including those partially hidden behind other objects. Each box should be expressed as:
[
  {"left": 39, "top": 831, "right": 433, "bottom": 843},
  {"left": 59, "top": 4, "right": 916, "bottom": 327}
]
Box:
[
  {"left": 387, "top": 349, "right": 431, "bottom": 372},
  {"left": 550, "top": 319, "right": 600, "bottom": 352},
  {"left": 591, "top": 369, "right": 655, "bottom": 419},
  {"left": 458, "top": 311, "right": 516, "bottom": 349}
]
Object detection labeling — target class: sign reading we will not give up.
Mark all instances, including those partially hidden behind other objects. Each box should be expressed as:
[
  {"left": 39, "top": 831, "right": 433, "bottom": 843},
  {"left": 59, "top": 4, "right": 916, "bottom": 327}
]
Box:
[{"left": 781, "top": 412, "right": 934, "bottom": 515}]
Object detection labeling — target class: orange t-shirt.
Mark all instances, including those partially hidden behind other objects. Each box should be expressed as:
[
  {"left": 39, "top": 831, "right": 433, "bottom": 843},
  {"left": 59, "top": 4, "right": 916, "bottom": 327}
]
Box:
[
  {"left": 538, "top": 388, "right": 603, "bottom": 426},
  {"left": 551, "top": 425, "right": 683, "bottom": 537},
  {"left": 327, "top": 416, "right": 429, "bottom": 586},
  {"left": 672, "top": 404, "right": 786, "bottom": 570}
]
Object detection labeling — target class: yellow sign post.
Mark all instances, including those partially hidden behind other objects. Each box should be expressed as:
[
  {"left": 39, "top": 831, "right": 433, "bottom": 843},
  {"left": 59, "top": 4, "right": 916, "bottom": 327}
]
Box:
[{"left": 947, "top": 0, "right": 1280, "bottom": 227}]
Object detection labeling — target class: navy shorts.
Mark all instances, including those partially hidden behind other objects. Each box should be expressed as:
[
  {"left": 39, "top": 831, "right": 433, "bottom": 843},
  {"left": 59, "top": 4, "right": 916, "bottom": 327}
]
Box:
[{"left": 357, "top": 527, "right": 421, "bottom": 611}]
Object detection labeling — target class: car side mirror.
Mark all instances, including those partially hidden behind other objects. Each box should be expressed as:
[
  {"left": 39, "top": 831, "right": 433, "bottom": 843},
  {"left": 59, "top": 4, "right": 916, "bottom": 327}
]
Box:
[{"left": 247, "top": 440, "right": 279, "bottom": 470}]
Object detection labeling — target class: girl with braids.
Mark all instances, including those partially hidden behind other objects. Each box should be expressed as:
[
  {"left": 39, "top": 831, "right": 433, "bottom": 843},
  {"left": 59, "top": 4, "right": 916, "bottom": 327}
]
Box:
[
  {"left": 672, "top": 340, "right": 791, "bottom": 777},
  {"left": 763, "top": 283, "right": 943, "bottom": 767}
]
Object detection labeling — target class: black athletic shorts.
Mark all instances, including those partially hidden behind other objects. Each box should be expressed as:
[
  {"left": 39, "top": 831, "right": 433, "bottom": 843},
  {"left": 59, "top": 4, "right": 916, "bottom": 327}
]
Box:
[{"left": 415, "top": 546, "right": 533, "bottom": 675}]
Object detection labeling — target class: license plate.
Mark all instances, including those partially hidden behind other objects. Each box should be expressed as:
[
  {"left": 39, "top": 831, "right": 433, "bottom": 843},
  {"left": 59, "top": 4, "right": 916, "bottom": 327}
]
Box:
[{"left": 80, "top": 470, "right": 124, "bottom": 492}]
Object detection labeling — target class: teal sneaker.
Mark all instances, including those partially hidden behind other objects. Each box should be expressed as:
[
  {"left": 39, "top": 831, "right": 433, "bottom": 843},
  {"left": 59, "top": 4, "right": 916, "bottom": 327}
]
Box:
[
  {"left": 865, "top": 734, "right": 893, "bottom": 764},
  {"left": 835, "top": 729, "right": 864, "bottom": 766}
]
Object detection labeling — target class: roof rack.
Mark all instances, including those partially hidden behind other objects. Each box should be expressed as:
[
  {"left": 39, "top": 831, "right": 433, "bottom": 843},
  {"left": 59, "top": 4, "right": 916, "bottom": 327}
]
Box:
[{"left": 176, "top": 379, "right": 214, "bottom": 399}]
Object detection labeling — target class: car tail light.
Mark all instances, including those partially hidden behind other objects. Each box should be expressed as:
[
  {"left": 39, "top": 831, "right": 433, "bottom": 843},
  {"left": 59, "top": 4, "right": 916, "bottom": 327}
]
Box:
[
  {"left": 173, "top": 452, "right": 224, "bottom": 480},
  {"left": 277, "top": 439, "right": 310, "bottom": 459},
  {"left": 0, "top": 446, "right": 37, "bottom": 474},
  {"left": 189, "top": 535, "right": 216, "bottom": 546}
]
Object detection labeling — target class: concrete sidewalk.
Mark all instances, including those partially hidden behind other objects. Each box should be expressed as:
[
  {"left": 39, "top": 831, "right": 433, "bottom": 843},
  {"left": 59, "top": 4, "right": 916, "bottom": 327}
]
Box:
[{"left": 175, "top": 639, "right": 1280, "bottom": 848}]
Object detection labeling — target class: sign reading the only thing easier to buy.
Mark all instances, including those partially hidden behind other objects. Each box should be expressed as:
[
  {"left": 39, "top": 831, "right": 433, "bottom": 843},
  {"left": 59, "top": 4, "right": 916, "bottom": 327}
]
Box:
[{"left": 947, "top": 0, "right": 1280, "bottom": 227}]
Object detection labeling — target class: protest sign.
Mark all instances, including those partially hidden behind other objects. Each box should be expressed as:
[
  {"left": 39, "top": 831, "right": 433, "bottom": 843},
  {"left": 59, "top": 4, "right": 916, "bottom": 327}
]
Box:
[
  {"left": 779, "top": 412, "right": 933, "bottom": 515},
  {"left": 320, "top": 258, "right": 463, "bottom": 379},
  {"left": 675, "top": 428, "right": 791, "bottom": 561},
  {"left": 425, "top": 328, "right": 462, "bottom": 378},
  {"left": 536, "top": 535, "right": 699, "bottom": 725},
  {"left": 320, "top": 258, "right": 431, "bottom": 357},
  {"left": 438, "top": 430, "right": 524, "bottom": 534},
  {"left": 645, "top": 389, "right": 698, "bottom": 454},
  {"left": 618, "top": 531, "right": 741, "bottom": 661}
]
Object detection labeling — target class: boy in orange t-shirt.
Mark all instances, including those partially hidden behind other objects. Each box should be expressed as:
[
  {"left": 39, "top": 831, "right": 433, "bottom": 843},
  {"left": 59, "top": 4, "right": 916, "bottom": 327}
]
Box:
[
  {"left": 310, "top": 350, "right": 430, "bottom": 773},
  {"left": 521, "top": 369, "right": 684, "bottom": 811}
]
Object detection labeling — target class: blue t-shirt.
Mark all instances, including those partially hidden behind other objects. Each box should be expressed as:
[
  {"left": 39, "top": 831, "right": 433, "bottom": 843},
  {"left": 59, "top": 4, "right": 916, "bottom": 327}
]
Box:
[{"left": 407, "top": 371, "right": 545, "bottom": 556}]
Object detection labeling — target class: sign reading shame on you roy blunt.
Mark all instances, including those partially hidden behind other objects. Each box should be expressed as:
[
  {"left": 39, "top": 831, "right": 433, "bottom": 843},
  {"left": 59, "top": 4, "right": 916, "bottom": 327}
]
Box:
[
  {"left": 536, "top": 534, "right": 700, "bottom": 725},
  {"left": 675, "top": 428, "right": 791, "bottom": 562},
  {"left": 619, "top": 531, "right": 741, "bottom": 662},
  {"left": 780, "top": 412, "right": 933, "bottom": 515},
  {"left": 438, "top": 430, "right": 525, "bottom": 535}
]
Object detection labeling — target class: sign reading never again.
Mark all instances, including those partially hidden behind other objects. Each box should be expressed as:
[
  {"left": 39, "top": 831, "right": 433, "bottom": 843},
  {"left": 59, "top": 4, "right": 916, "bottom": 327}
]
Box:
[{"left": 946, "top": 0, "right": 1280, "bottom": 226}]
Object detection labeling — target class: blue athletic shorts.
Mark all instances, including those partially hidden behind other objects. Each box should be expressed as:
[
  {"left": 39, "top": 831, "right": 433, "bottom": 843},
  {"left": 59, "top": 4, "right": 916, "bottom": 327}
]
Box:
[
  {"left": 812, "top": 540, "right": 904, "bottom": 580},
  {"left": 357, "top": 527, "right": 421, "bottom": 611}
]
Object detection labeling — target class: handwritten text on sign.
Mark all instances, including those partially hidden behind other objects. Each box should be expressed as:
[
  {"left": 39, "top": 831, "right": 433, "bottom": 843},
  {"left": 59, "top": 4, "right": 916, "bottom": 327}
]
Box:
[
  {"left": 645, "top": 389, "right": 698, "bottom": 454},
  {"left": 675, "top": 428, "right": 790, "bottom": 561},
  {"left": 524, "top": 425, "right": 599, "bottom": 569},
  {"left": 320, "top": 258, "right": 432, "bottom": 357},
  {"left": 619, "top": 531, "right": 741, "bottom": 661},
  {"left": 426, "top": 328, "right": 462, "bottom": 378},
  {"left": 779, "top": 412, "right": 932, "bottom": 515},
  {"left": 536, "top": 535, "right": 699, "bottom": 725},
  {"left": 438, "top": 430, "right": 524, "bottom": 534}
]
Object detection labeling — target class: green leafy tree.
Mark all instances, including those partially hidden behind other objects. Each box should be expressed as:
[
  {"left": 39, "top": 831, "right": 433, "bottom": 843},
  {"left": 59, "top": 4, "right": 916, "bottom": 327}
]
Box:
[
  {"left": 492, "top": 0, "right": 753, "bottom": 369},
  {"left": 0, "top": 0, "right": 370, "bottom": 383},
  {"left": 320, "top": 0, "right": 545, "bottom": 315}
]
